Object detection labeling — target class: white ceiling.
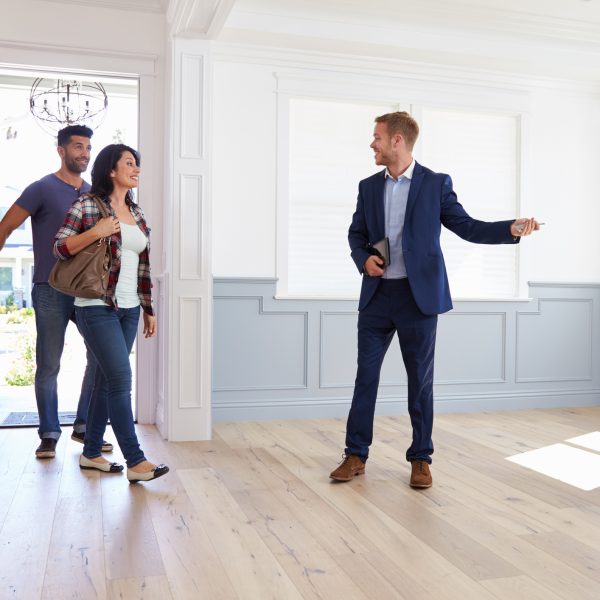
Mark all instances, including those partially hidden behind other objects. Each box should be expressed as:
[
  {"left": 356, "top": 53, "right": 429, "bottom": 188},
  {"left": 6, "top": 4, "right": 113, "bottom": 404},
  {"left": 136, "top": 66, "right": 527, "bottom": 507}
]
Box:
[
  {"left": 219, "top": 0, "right": 600, "bottom": 82},
  {"left": 33, "top": 0, "right": 600, "bottom": 81},
  {"left": 35, "top": 0, "right": 600, "bottom": 37},
  {"left": 38, "top": 0, "right": 600, "bottom": 25},
  {"left": 222, "top": 0, "right": 600, "bottom": 47}
]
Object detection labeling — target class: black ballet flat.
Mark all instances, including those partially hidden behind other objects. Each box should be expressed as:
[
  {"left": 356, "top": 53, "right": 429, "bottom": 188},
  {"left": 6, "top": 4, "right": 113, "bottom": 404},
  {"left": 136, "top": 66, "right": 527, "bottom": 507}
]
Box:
[
  {"left": 127, "top": 464, "right": 170, "bottom": 483},
  {"left": 79, "top": 454, "right": 124, "bottom": 473}
]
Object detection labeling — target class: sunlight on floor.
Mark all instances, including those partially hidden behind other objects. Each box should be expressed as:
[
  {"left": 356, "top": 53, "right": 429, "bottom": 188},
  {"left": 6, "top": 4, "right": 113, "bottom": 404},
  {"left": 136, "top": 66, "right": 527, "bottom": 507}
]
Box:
[
  {"left": 566, "top": 431, "right": 600, "bottom": 452},
  {"left": 506, "top": 433, "right": 600, "bottom": 491}
]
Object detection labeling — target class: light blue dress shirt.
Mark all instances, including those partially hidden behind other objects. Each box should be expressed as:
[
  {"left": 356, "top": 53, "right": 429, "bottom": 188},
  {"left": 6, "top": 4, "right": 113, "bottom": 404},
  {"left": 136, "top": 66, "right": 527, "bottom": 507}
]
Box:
[{"left": 382, "top": 159, "right": 415, "bottom": 279}]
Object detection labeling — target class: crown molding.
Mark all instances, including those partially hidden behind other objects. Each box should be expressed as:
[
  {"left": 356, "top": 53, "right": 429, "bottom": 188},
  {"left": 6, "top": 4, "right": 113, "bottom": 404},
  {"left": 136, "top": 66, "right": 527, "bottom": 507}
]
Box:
[
  {"left": 412, "top": 1, "right": 600, "bottom": 45},
  {"left": 168, "top": 0, "right": 235, "bottom": 38},
  {"left": 228, "top": 0, "right": 600, "bottom": 47}
]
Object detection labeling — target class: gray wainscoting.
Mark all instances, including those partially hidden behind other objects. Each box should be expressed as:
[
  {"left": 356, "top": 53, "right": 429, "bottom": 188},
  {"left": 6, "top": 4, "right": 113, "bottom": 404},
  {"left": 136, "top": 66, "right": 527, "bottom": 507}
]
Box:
[{"left": 213, "top": 279, "right": 600, "bottom": 422}]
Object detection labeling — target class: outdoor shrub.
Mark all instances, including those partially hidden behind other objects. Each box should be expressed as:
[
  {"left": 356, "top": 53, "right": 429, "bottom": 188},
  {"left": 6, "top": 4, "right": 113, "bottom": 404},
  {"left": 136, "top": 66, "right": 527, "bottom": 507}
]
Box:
[
  {"left": 5, "top": 308, "right": 34, "bottom": 324},
  {"left": 5, "top": 332, "right": 35, "bottom": 386}
]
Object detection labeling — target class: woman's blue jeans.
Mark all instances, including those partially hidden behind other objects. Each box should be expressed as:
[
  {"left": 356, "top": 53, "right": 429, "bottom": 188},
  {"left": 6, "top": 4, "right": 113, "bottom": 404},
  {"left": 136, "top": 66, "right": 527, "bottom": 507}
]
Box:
[{"left": 75, "top": 305, "right": 145, "bottom": 468}]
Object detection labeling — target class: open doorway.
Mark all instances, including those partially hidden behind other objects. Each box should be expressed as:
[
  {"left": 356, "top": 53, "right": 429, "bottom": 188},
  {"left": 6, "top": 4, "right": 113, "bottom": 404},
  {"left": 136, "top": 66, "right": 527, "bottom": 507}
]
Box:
[{"left": 0, "top": 69, "right": 139, "bottom": 428}]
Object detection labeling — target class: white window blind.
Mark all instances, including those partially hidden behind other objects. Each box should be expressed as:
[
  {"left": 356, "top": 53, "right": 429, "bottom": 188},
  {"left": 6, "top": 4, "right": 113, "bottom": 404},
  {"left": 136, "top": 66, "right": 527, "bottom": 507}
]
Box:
[
  {"left": 418, "top": 108, "right": 519, "bottom": 298},
  {"left": 287, "top": 98, "right": 397, "bottom": 297},
  {"left": 286, "top": 101, "right": 520, "bottom": 299}
]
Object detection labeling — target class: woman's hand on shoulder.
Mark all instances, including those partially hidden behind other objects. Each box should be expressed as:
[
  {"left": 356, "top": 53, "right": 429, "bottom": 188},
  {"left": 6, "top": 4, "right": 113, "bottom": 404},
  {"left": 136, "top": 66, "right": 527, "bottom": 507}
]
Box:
[{"left": 143, "top": 313, "right": 156, "bottom": 338}]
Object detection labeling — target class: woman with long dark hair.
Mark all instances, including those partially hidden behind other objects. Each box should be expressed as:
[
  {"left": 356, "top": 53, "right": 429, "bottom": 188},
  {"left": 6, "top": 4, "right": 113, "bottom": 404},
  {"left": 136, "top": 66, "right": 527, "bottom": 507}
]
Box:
[{"left": 54, "top": 144, "right": 168, "bottom": 483}]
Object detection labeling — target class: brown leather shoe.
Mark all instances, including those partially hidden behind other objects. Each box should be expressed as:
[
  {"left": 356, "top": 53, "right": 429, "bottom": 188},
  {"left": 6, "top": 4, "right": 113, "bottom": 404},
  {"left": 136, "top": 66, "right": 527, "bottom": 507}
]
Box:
[
  {"left": 410, "top": 460, "right": 432, "bottom": 488},
  {"left": 330, "top": 454, "right": 365, "bottom": 481}
]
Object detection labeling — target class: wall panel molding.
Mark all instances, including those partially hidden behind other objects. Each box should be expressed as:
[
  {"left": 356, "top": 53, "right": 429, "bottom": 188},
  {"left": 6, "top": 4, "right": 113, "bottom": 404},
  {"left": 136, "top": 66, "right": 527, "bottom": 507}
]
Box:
[
  {"left": 179, "top": 174, "right": 203, "bottom": 280},
  {"left": 213, "top": 295, "right": 308, "bottom": 392},
  {"left": 179, "top": 297, "right": 203, "bottom": 409},
  {"left": 213, "top": 279, "right": 600, "bottom": 422},
  {"left": 179, "top": 53, "right": 205, "bottom": 159},
  {"left": 435, "top": 311, "right": 507, "bottom": 385},
  {"left": 516, "top": 298, "right": 593, "bottom": 383}
]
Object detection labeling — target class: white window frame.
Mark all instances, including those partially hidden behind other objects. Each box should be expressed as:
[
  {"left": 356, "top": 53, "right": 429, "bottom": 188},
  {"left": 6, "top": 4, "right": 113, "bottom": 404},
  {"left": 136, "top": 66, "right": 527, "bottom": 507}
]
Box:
[{"left": 275, "top": 70, "right": 531, "bottom": 300}]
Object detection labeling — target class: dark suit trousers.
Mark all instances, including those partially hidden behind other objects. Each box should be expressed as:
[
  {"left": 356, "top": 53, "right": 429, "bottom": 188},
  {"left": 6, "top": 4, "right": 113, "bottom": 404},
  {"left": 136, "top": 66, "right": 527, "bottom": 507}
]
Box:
[{"left": 345, "top": 278, "right": 437, "bottom": 464}]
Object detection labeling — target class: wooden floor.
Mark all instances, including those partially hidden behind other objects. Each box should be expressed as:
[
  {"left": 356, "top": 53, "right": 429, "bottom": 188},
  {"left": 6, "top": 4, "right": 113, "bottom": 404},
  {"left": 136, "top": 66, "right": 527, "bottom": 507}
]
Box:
[{"left": 1, "top": 407, "right": 600, "bottom": 599}]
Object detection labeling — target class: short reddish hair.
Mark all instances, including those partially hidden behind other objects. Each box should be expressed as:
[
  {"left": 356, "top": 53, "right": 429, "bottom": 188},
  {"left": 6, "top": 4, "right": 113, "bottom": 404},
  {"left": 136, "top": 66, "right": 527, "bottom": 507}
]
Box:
[{"left": 375, "top": 111, "right": 419, "bottom": 151}]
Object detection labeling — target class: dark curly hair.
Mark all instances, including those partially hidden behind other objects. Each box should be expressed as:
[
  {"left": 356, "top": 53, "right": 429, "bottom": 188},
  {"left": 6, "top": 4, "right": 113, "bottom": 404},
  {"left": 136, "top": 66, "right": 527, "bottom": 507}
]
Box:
[
  {"left": 57, "top": 125, "right": 93, "bottom": 147},
  {"left": 90, "top": 144, "right": 140, "bottom": 204}
]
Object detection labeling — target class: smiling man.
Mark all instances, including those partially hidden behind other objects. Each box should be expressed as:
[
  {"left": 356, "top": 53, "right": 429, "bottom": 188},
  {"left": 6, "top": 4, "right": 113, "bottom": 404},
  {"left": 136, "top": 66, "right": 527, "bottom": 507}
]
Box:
[
  {"left": 330, "top": 111, "right": 540, "bottom": 489},
  {"left": 0, "top": 125, "right": 111, "bottom": 459}
]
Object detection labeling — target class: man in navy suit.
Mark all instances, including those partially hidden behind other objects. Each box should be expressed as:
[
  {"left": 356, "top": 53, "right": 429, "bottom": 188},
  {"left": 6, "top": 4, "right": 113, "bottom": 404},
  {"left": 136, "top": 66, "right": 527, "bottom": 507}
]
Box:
[{"left": 330, "top": 111, "right": 539, "bottom": 488}]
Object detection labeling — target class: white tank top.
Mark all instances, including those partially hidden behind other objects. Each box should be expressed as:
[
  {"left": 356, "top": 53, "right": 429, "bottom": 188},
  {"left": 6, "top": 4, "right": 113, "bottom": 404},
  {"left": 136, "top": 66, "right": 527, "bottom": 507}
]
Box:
[{"left": 75, "top": 222, "right": 147, "bottom": 308}]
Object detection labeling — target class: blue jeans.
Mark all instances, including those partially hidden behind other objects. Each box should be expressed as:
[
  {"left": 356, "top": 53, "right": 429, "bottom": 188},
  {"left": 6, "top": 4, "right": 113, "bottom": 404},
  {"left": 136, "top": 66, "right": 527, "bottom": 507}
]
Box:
[
  {"left": 345, "top": 278, "right": 437, "bottom": 464},
  {"left": 75, "top": 305, "right": 145, "bottom": 468},
  {"left": 31, "top": 283, "right": 97, "bottom": 440}
]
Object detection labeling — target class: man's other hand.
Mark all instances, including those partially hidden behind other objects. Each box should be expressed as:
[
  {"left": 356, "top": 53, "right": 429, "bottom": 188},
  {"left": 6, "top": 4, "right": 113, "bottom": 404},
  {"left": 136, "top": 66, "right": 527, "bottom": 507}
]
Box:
[{"left": 364, "top": 254, "right": 385, "bottom": 276}]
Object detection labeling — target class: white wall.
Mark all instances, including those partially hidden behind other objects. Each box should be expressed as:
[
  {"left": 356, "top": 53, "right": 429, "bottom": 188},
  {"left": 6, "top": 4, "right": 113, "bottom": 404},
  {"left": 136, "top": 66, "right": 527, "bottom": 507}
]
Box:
[
  {"left": 212, "top": 61, "right": 277, "bottom": 277},
  {"left": 0, "top": 0, "right": 165, "bottom": 58},
  {"left": 524, "top": 88, "right": 600, "bottom": 283},
  {"left": 211, "top": 46, "right": 600, "bottom": 287}
]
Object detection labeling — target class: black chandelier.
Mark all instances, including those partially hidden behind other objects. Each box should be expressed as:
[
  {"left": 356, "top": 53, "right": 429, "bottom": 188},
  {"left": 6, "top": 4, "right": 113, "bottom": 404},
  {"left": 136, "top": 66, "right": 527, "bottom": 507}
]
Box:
[{"left": 29, "top": 78, "right": 108, "bottom": 135}]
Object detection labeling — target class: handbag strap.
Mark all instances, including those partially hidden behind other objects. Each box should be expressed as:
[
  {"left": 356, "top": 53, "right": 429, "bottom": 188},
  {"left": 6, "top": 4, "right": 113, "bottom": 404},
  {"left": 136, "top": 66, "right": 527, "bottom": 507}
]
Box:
[
  {"left": 94, "top": 195, "right": 110, "bottom": 219},
  {"left": 81, "top": 193, "right": 111, "bottom": 220}
]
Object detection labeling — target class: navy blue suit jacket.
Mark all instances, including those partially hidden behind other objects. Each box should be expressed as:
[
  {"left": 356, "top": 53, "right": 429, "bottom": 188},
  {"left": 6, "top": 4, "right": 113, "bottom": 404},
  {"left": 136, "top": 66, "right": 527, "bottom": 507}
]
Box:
[{"left": 348, "top": 162, "right": 519, "bottom": 315}]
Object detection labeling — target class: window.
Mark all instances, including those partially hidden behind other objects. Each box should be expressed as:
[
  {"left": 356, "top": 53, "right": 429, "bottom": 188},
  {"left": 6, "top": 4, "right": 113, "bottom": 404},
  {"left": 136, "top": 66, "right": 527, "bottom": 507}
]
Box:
[
  {"left": 0, "top": 267, "right": 12, "bottom": 291},
  {"left": 286, "top": 98, "right": 398, "bottom": 297},
  {"left": 418, "top": 108, "right": 519, "bottom": 298},
  {"left": 284, "top": 100, "right": 520, "bottom": 299}
]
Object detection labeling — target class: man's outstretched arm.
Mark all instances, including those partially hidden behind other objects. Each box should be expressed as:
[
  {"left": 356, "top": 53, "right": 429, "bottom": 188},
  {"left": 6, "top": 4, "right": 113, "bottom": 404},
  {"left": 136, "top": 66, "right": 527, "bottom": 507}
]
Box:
[{"left": 0, "top": 204, "right": 30, "bottom": 251}]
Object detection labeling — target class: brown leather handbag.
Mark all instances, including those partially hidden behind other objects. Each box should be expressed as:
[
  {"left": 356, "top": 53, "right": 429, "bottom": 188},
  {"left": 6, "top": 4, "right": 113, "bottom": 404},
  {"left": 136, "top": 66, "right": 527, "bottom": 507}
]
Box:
[{"left": 48, "top": 195, "right": 112, "bottom": 299}]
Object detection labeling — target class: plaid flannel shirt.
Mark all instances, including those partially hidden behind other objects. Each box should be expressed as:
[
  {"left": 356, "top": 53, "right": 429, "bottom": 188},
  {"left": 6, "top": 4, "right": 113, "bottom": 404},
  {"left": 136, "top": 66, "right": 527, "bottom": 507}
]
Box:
[{"left": 53, "top": 193, "right": 154, "bottom": 315}]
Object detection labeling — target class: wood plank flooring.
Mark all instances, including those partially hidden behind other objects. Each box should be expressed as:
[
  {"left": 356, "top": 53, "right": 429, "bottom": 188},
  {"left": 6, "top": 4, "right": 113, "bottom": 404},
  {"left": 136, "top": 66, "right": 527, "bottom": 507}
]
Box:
[{"left": 1, "top": 407, "right": 599, "bottom": 599}]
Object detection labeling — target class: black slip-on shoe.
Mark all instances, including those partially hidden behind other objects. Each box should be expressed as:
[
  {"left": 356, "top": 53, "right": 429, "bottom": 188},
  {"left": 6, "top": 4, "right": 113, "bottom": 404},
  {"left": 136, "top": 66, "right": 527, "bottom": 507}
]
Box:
[
  {"left": 127, "top": 464, "right": 170, "bottom": 483},
  {"left": 71, "top": 431, "right": 114, "bottom": 453},
  {"left": 79, "top": 454, "right": 124, "bottom": 473},
  {"left": 35, "top": 438, "right": 57, "bottom": 459}
]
